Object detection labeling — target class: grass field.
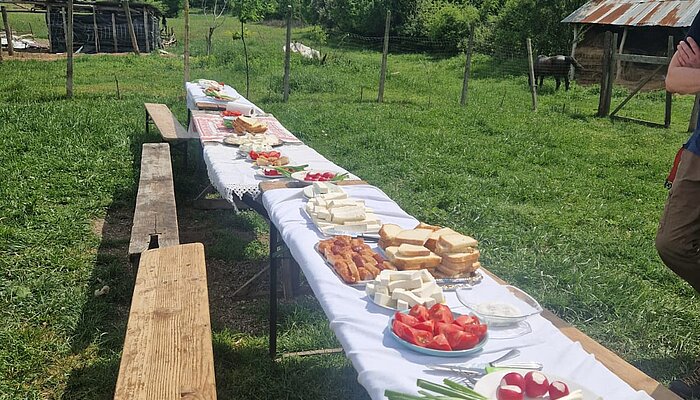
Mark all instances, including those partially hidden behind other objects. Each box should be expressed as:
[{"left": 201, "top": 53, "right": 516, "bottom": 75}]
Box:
[{"left": 1, "top": 11, "right": 700, "bottom": 399}]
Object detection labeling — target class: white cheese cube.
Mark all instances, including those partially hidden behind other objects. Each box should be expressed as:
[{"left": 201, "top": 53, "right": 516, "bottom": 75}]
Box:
[
  {"left": 317, "top": 209, "right": 331, "bottom": 221},
  {"left": 379, "top": 276, "right": 390, "bottom": 286},
  {"left": 312, "top": 182, "right": 330, "bottom": 194},
  {"left": 331, "top": 207, "right": 365, "bottom": 223},
  {"left": 389, "top": 270, "right": 422, "bottom": 282},
  {"left": 387, "top": 298, "right": 398, "bottom": 308},
  {"left": 375, "top": 285, "right": 389, "bottom": 296},
  {"left": 390, "top": 288, "right": 406, "bottom": 300},
  {"left": 412, "top": 282, "right": 439, "bottom": 298},
  {"left": 374, "top": 292, "right": 391, "bottom": 307},
  {"left": 430, "top": 291, "right": 445, "bottom": 304},
  {"left": 422, "top": 297, "right": 437, "bottom": 307},
  {"left": 379, "top": 269, "right": 392, "bottom": 278},
  {"left": 392, "top": 290, "right": 424, "bottom": 307},
  {"left": 388, "top": 278, "right": 422, "bottom": 292},
  {"left": 328, "top": 199, "right": 363, "bottom": 208},
  {"left": 396, "top": 300, "right": 409, "bottom": 311},
  {"left": 365, "top": 282, "right": 376, "bottom": 297},
  {"left": 322, "top": 192, "right": 347, "bottom": 201},
  {"left": 420, "top": 269, "right": 436, "bottom": 283}
]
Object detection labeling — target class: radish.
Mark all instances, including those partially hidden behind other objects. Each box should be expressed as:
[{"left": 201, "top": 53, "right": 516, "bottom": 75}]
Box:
[
  {"left": 497, "top": 384, "right": 524, "bottom": 400},
  {"left": 501, "top": 372, "right": 525, "bottom": 391},
  {"left": 524, "top": 371, "right": 549, "bottom": 397},
  {"left": 549, "top": 380, "right": 570, "bottom": 400}
]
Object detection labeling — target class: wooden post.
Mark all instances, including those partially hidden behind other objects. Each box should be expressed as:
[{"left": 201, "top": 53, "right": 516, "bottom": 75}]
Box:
[
  {"left": 184, "top": 0, "right": 190, "bottom": 83},
  {"left": 66, "top": 0, "right": 73, "bottom": 97},
  {"left": 377, "top": 10, "right": 390, "bottom": 103},
  {"left": 689, "top": 94, "right": 700, "bottom": 132},
  {"left": 616, "top": 26, "right": 628, "bottom": 81},
  {"left": 665, "top": 35, "right": 674, "bottom": 128},
  {"left": 92, "top": 6, "right": 99, "bottom": 53},
  {"left": 282, "top": 4, "right": 292, "bottom": 102},
  {"left": 242, "top": 21, "right": 250, "bottom": 98},
  {"left": 597, "top": 31, "right": 613, "bottom": 117},
  {"left": 46, "top": 5, "right": 53, "bottom": 52},
  {"left": 569, "top": 25, "right": 579, "bottom": 81},
  {"left": 1, "top": 6, "right": 14, "bottom": 56},
  {"left": 111, "top": 13, "right": 118, "bottom": 52},
  {"left": 123, "top": 0, "right": 140, "bottom": 54},
  {"left": 61, "top": 7, "right": 67, "bottom": 51},
  {"left": 460, "top": 29, "right": 474, "bottom": 106},
  {"left": 526, "top": 38, "right": 537, "bottom": 111},
  {"left": 142, "top": 7, "right": 150, "bottom": 53}
]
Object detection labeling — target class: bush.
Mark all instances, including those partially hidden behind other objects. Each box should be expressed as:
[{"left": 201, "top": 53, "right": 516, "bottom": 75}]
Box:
[{"left": 424, "top": 2, "right": 479, "bottom": 49}]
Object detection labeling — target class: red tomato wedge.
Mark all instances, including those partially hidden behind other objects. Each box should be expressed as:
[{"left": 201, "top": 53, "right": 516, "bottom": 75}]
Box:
[
  {"left": 409, "top": 304, "right": 430, "bottom": 322},
  {"left": 436, "top": 322, "right": 462, "bottom": 337},
  {"left": 413, "top": 320, "right": 434, "bottom": 333},
  {"left": 453, "top": 315, "right": 480, "bottom": 327},
  {"left": 429, "top": 304, "right": 454, "bottom": 324},
  {"left": 462, "top": 323, "right": 488, "bottom": 340},
  {"left": 426, "top": 334, "right": 452, "bottom": 351},
  {"left": 392, "top": 320, "right": 414, "bottom": 343},
  {"left": 394, "top": 312, "right": 419, "bottom": 328},
  {"left": 410, "top": 329, "right": 433, "bottom": 347},
  {"left": 446, "top": 330, "right": 480, "bottom": 350}
]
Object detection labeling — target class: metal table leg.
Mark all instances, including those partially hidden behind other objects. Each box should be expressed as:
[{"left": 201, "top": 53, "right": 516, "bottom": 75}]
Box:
[{"left": 269, "top": 222, "right": 279, "bottom": 358}]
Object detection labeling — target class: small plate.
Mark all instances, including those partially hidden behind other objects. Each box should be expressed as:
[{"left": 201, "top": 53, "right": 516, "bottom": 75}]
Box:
[
  {"left": 456, "top": 285, "right": 542, "bottom": 327},
  {"left": 474, "top": 369, "right": 601, "bottom": 399},
  {"left": 291, "top": 170, "right": 349, "bottom": 183},
  {"left": 256, "top": 169, "right": 286, "bottom": 179},
  {"left": 388, "top": 310, "right": 488, "bottom": 357}
]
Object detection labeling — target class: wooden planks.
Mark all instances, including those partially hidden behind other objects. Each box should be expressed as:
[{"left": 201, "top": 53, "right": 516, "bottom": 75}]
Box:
[
  {"left": 115, "top": 243, "right": 217, "bottom": 400},
  {"left": 481, "top": 267, "right": 680, "bottom": 400},
  {"left": 128, "top": 143, "right": 179, "bottom": 261},
  {"left": 145, "top": 103, "right": 197, "bottom": 142}
]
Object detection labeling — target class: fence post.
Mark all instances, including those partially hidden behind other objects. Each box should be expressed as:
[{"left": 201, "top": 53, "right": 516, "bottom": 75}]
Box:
[
  {"left": 1, "top": 6, "right": 14, "bottom": 56},
  {"left": 377, "top": 10, "right": 391, "bottom": 103},
  {"left": 597, "top": 31, "right": 613, "bottom": 117},
  {"left": 66, "top": 0, "right": 73, "bottom": 97},
  {"left": 123, "top": 1, "right": 140, "bottom": 54},
  {"left": 142, "top": 8, "right": 150, "bottom": 53},
  {"left": 111, "top": 13, "right": 118, "bottom": 52},
  {"left": 689, "top": 94, "right": 700, "bottom": 132},
  {"left": 92, "top": 6, "right": 99, "bottom": 53},
  {"left": 526, "top": 38, "right": 537, "bottom": 111},
  {"left": 665, "top": 35, "right": 674, "bottom": 128},
  {"left": 47, "top": 5, "right": 53, "bottom": 53},
  {"left": 460, "top": 30, "right": 474, "bottom": 107},
  {"left": 283, "top": 4, "right": 292, "bottom": 102}
]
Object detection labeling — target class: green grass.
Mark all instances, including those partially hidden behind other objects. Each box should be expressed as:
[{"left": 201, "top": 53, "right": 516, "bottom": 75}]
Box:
[{"left": 1, "top": 12, "right": 699, "bottom": 399}]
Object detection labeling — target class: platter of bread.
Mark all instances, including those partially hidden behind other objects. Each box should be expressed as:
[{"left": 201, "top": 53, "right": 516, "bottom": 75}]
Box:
[
  {"left": 227, "top": 116, "right": 268, "bottom": 134},
  {"left": 304, "top": 184, "right": 382, "bottom": 236},
  {"left": 379, "top": 223, "right": 483, "bottom": 283},
  {"left": 365, "top": 269, "right": 445, "bottom": 310},
  {"left": 316, "top": 236, "right": 395, "bottom": 285}
]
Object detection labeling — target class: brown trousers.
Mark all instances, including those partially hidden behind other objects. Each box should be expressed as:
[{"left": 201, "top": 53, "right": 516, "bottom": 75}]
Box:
[{"left": 656, "top": 149, "right": 700, "bottom": 292}]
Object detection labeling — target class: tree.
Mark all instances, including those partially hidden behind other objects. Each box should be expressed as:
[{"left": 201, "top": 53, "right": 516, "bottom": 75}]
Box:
[
  {"left": 232, "top": 0, "right": 274, "bottom": 97},
  {"left": 202, "top": 0, "right": 228, "bottom": 55}
]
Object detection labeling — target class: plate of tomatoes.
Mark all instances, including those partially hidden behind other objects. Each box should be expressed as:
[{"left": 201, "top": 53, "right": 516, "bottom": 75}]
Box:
[
  {"left": 389, "top": 304, "right": 488, "bottom": 356},
  {"left": 291, "top": 170, "right": 349, "bottom": 183}
]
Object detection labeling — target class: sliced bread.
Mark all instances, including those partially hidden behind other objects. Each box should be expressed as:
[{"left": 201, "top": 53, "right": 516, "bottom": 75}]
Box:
[
  {"left": 425, "top": 227, "right": 458, "bottom": 251},
  {"left": 398, "top": 243, "right": 430, "bottom": 257},
  {"left": 437, "top": 233, "right": 478, "bottom": 253},
  {"left": 440, "top": 249, "right": 480, "bottom": 264},
  {"left": 379, "top": 224, "right": 403, "bottom": 244},
  {"left": 394, "top": 229, "right": 433, "bottom": 246},
  {"left": 384, "top": 246, "right": 400, "bottom": 261},
  {"left": 415, "top": 222, "right": 442, "bottom": 232},
  {"left": 392, "top": 252, "right": 442, "bottom": 270}
]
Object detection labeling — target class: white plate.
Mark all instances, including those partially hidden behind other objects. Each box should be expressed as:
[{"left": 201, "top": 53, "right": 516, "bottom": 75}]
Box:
[
  {"left": 291, "top": 170, "right": 349, "bottom": 183},
  {"left": 256, "top": 169, "right": 286, "bottom": 179},
  {"left": 474, "top": 369, "right": 601, "bottom": 400},
  {"left": 302, "top": 183, "right": 345, "bottom": 198}
]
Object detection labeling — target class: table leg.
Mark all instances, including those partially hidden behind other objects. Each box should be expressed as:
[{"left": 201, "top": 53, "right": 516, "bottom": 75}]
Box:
[{"left": 269, "top": 221, "right": 279, "bottom": 358}]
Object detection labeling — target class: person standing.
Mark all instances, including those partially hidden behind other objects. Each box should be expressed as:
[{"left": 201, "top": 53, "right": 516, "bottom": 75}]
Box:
[{"left": 656, "top": 11, "right": 700, "bottom": 400}]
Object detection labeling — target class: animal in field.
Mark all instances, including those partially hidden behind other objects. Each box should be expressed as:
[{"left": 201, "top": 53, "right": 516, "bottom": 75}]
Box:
[{"left": 531, "top": 55, "right": 584, "bottom": 91}]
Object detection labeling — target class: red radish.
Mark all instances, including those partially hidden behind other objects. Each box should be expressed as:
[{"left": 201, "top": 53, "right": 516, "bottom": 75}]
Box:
[
  {"left": 497, "top": 384, "right": 524, "bottom": 400},
  {"left": 524, "top": 371, "right": 549, "bottom": 397},
  {"left": 501, "top": 372, "right": 525, "bottom": 391},
  {"left": 548, "top": 381, "right": 570, "bottom": 400}
]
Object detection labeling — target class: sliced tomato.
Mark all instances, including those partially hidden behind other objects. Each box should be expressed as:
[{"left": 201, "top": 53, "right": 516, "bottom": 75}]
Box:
[
  {"left": 409, "top": 304, "right": 430, "bottom": 322},
  {"left": 446, "top": 330, "right": 480, "bottom": 351},
  {"left": 436, "top": 322, "right": 462, "bottom": 337},
  {"left": 413, "top": 320, "right": 434, "bottom": 333},
  {"left": 426, "top": 334, "right": 452, "bottom": 351},
  {"left": 462, "top": 323, "right": 488, "bottom": 340},
  {"left": 394, "top": 312, "right": 419, "bottom": 328},
  {"left": 428, "top": 304, "right": 454, "bottom": 324},
  {"left": 409, "top": 329, "right": 433, "bottom": 347},
  {"left": 248, "top": 150, "right": 259, "bottom": 160},
  {"left": 269, "top": 151, "right": 281, "bottom": 158},
  {"left": 392, "top": 320, "right": 414, "bottom": 343},
  {"left": 322, "top": 171, "right": 335, "bottom": 178},
  {"left": 453, "top": 315, "right": 479, "bottom": 328}
]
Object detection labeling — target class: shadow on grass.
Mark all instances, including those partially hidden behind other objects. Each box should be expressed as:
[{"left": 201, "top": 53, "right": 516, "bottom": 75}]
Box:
[{"left": 634, "top": 354, "right": 699, "bottom": 384}]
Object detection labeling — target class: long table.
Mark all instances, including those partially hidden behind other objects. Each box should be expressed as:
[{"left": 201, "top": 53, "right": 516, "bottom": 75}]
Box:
[{"left": 188, "top": 84, "right": 679, "bottom": 400}]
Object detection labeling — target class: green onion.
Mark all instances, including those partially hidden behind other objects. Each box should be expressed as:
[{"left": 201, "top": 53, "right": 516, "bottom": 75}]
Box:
[
  {"left": 384, "top": 389, "right": 425, "bottom": 400},
  {"left": 442, "top": 380, "right": 487, "bottom": 399}
]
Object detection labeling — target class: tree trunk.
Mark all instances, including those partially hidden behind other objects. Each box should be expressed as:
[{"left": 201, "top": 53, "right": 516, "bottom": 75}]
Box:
[{"left": 207, "top": 26, "right": 214, "bottom": 55}]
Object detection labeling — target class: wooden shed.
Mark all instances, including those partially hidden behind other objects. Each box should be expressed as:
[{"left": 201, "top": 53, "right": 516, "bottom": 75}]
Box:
[{"left": 562, "top": 0, "right": 700, "bottom": 86}]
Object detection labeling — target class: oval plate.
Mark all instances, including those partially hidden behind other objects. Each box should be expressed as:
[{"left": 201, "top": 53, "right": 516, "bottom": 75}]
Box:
[
  {"left": 388, "top": 310, "right": 488, "bottom": 357},
  {"left": 474, "top": 369, "right": 601, "bottom": 399}
]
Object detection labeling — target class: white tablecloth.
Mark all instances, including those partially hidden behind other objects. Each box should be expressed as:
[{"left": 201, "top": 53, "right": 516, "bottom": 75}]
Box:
[
  {"left": 185, "top": 82, "right": 263, "bottom": 113},
  {"left": 202, "top": 142, "right": 358, "bottom": 201},
  {"left": 262, "top": 185, "right": 653, "bottom": 400}
]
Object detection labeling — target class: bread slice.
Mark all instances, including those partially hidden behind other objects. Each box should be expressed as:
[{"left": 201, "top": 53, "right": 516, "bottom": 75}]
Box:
[
  {"left": 441, "top": 249, "right": 480, "bottom": 264},
  {"left": 384, "top": 246, "right": 400, "bottom": 261},
  {"left": 392, "top": 252, "right": 441, "bottom": 270},
  {"left": 398, "top": 243, "right": 430, "bottom": 257},
  {"left": 394, "top": 229, "right": 433, "bottom": 246},
  {"left": 437, "top": 233, "right": 478, "bottom": 253},
  {"left": 425, "top": 227, "right": 458, "bottom": 251},
  {"left": 378, "top": 238, "right": 393, "bottom": 250},
  {"left": 415, "top": 222, "right": 441, "bottom": 232},
  {"left": 379, "top": 224, "right": 403, "bottom": 241}
]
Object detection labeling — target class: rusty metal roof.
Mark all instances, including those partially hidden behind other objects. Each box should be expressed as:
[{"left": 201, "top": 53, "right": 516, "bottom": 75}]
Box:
[{"left": 562, "top": 0, "right": 700, "bottom": 27}]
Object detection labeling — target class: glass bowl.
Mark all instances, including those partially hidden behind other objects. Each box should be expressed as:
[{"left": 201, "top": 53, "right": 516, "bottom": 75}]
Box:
[{"left": 456, "top": 285, "right": 543, "bottom": 327}]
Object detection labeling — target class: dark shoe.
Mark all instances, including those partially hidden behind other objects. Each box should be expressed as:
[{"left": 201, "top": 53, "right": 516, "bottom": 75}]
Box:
[{"left": 670, "top": 366, "right": 700, "bottom": 399}]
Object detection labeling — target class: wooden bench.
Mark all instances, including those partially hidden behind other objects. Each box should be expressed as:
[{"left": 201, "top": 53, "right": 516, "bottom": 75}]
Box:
[
  {"left": 114, "top": 243, "right": 217, "bottom": 400},
  {"left": 128, "top": 143, "right": 180, "bottom": 264},
  {"left": 144, "top": 103, "right": 198, "bottom": 142}
]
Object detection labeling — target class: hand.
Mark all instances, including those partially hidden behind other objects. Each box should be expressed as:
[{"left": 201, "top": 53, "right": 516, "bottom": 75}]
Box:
[{"left": 677, "top": 37, "right": 700, "bottom": 68}]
